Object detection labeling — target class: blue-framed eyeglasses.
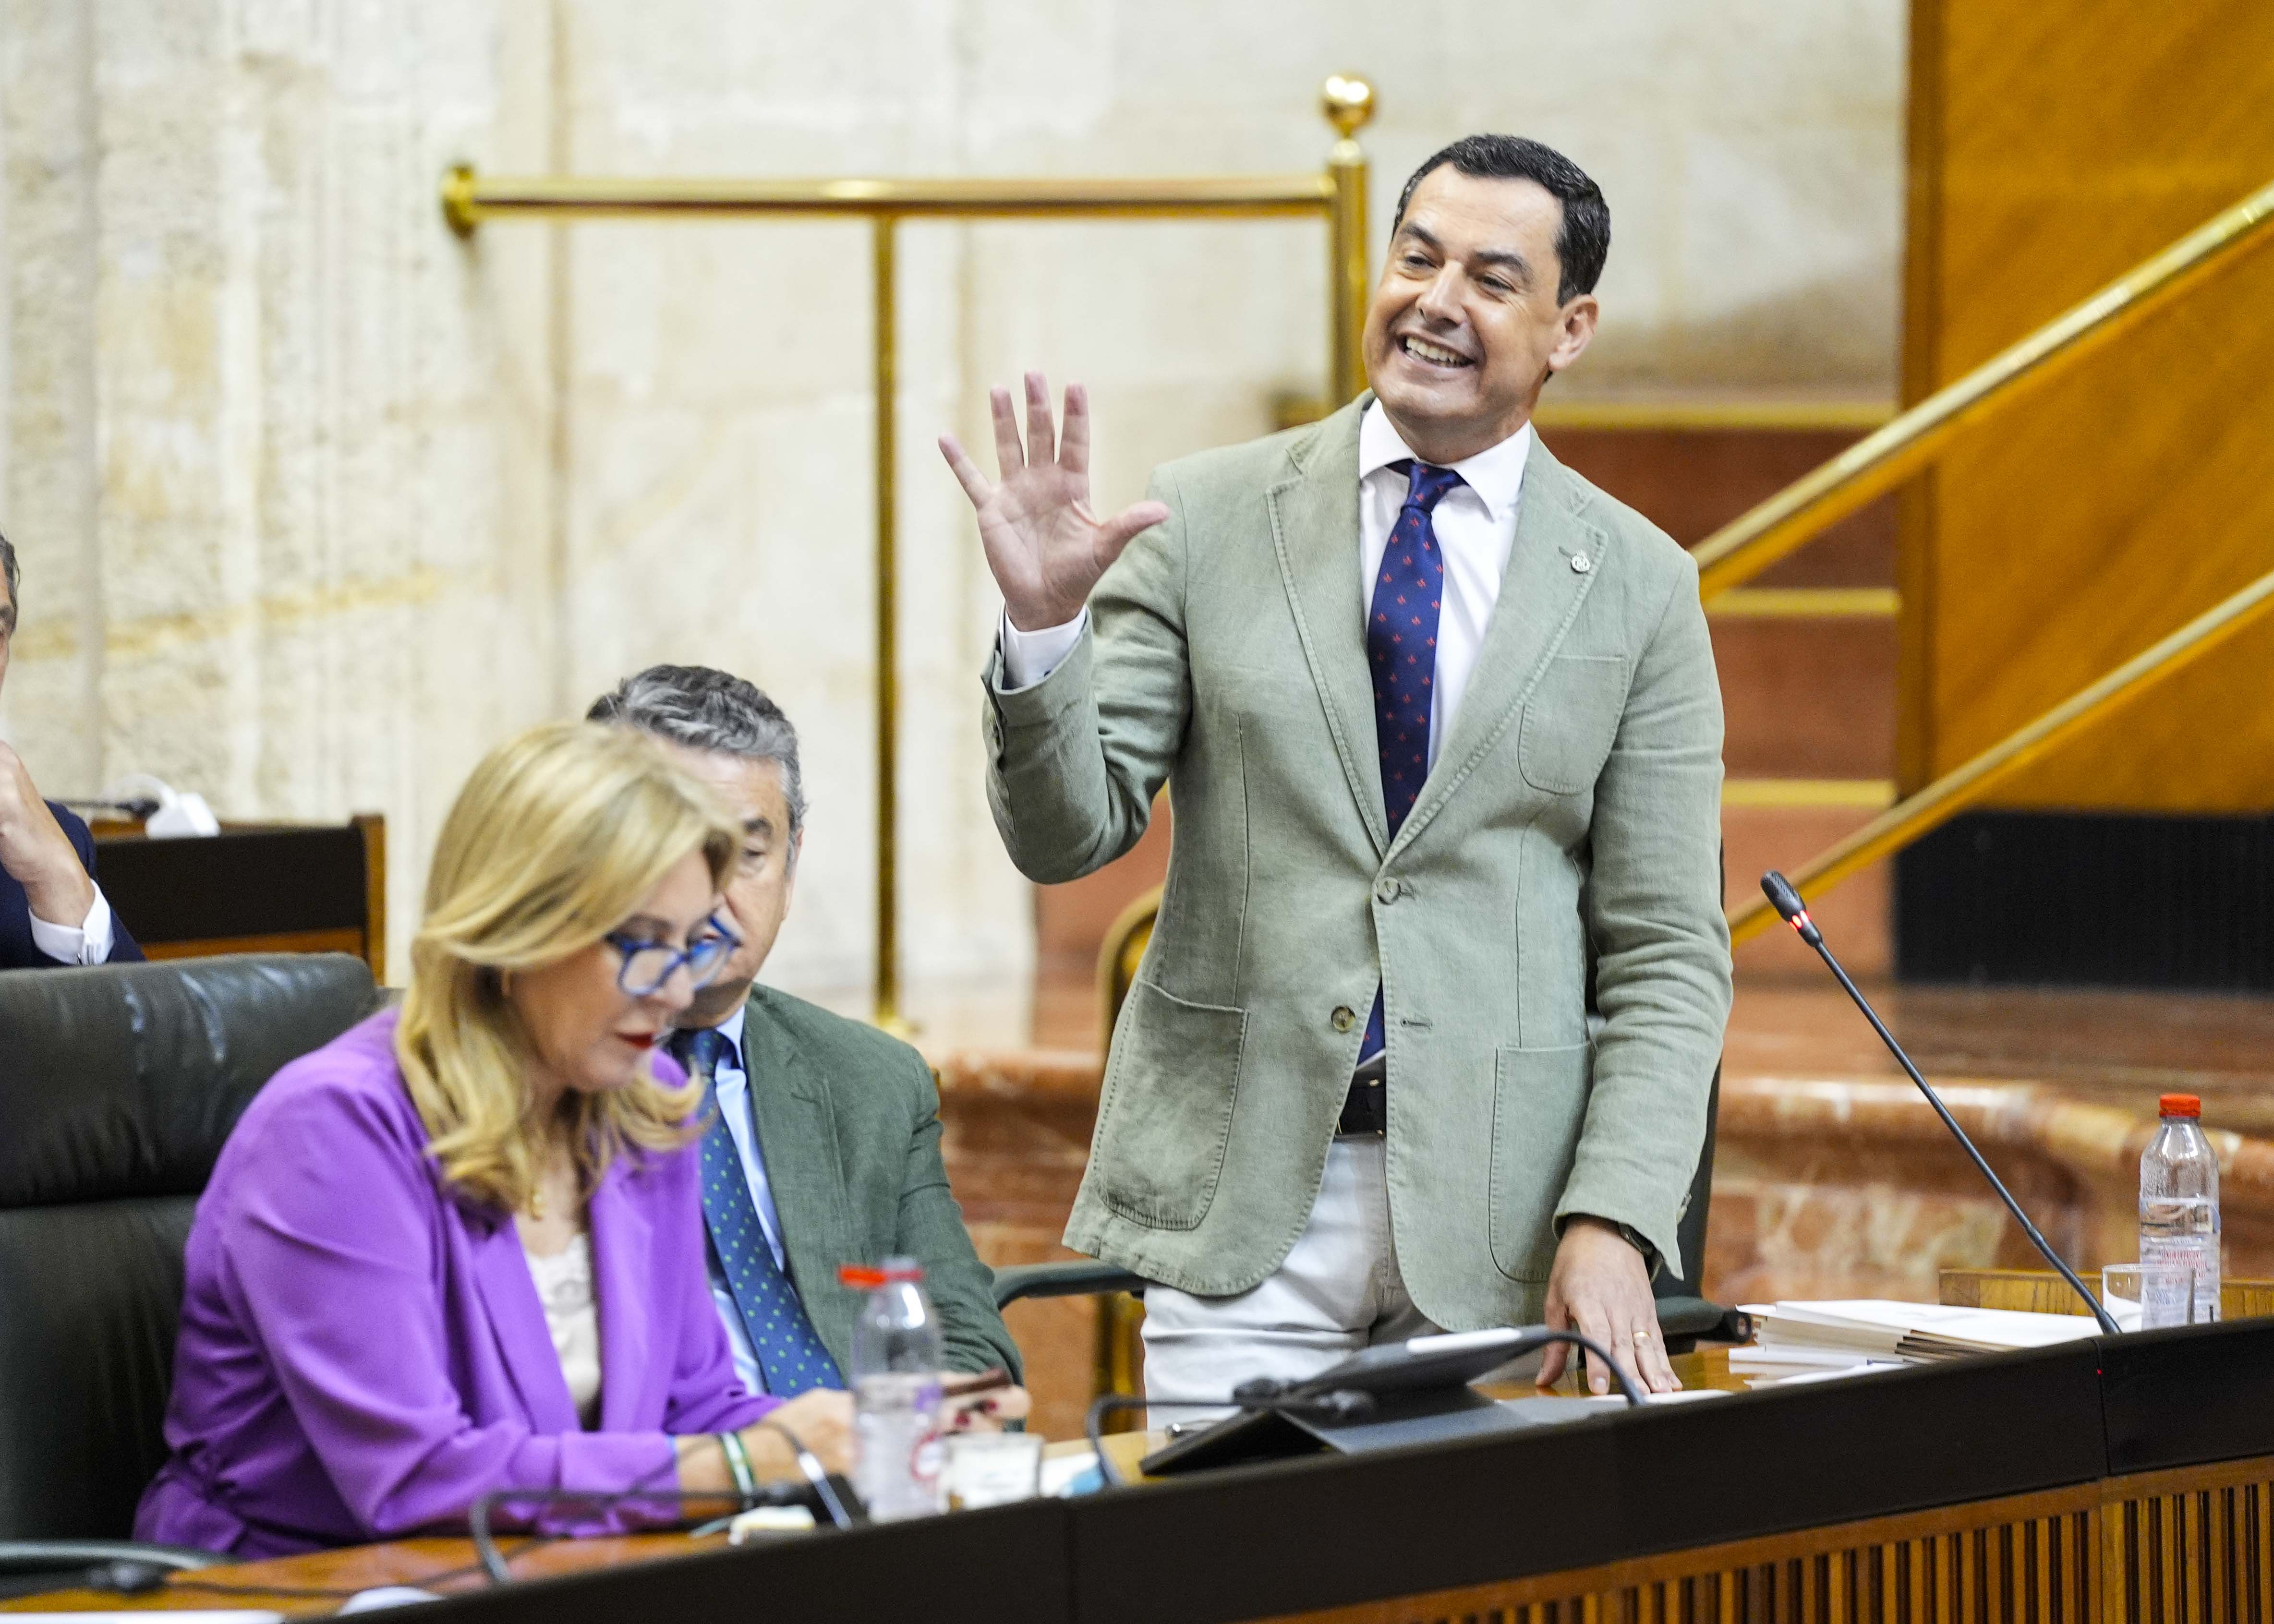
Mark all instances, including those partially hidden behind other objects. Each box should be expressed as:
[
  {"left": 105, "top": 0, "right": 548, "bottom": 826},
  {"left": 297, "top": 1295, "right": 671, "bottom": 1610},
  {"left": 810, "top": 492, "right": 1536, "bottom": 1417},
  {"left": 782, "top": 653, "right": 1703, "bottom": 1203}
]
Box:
[{"left": 605, "top": 911, "right": 741, "bottom": 998}]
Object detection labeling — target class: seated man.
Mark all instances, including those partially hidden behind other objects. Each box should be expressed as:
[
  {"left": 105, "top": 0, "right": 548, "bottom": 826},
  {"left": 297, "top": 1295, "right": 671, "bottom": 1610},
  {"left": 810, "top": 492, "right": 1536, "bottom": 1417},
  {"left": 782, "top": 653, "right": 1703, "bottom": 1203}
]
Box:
[
  {"left": 0, "top": 531, "right": 143, "bottom": 970},
  {"left": 590, "top": 666, "right": 1024, "bottom": 1404}
]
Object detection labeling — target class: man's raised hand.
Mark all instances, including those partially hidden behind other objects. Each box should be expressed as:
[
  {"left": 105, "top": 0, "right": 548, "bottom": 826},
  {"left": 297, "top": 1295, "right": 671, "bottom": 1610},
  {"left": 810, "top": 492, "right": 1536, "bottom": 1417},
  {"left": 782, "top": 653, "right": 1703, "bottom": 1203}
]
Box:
[{"left": 938, "top": 373, "right": 1169, "bottom": 632}]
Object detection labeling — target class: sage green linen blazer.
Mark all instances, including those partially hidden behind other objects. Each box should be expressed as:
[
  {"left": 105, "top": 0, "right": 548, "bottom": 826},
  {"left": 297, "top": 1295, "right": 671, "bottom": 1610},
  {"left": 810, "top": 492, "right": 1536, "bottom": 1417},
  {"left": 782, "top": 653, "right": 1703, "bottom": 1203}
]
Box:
[{"left": 982, "top": 396, "right": 1732, "bottom": 1329}]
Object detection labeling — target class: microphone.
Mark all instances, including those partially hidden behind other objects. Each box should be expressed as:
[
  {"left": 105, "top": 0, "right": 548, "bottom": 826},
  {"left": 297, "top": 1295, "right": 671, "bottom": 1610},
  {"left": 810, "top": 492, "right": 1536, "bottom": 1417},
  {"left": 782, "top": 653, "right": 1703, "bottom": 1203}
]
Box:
[{"left": 1759, "top": 871, "right": 2121, "bottom": 1335}]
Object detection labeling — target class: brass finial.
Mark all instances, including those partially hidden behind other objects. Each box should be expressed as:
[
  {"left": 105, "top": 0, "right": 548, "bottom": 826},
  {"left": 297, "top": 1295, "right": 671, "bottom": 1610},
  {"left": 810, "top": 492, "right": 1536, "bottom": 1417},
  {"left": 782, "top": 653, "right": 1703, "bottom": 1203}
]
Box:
[
  {"left": 1321, "top": 76, "right": 1375, "bottom": 140},
  {"left": 441, "top": 164, "right": 480, "bottom": 239}
]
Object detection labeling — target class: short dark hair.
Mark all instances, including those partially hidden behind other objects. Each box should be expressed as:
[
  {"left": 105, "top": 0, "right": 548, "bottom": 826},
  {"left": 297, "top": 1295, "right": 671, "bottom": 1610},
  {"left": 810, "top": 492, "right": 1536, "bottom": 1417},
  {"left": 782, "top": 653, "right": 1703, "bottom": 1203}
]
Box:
[
  {"left": 588, "top": 665, "right": 807, "bottom": 842},
  {"left": 1392, "top": 135, "right": 1610, "bottom": 305},
  {"left": 0, "top": 529, "right": 17, "bottom": 632}
]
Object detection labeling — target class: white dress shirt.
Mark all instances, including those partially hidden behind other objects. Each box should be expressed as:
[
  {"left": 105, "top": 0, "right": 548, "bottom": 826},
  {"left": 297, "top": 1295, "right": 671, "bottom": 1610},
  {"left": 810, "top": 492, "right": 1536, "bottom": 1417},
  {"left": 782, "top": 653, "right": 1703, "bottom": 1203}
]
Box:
[
  {"left": 999, "top": 403, "right": 1533, "bottom": 769},
  {"left": 697, "top": 1002, "right": 795, "bottom": 1397},
  {"left": 29, "top": 883, "right": 115, "bottom": 966}
]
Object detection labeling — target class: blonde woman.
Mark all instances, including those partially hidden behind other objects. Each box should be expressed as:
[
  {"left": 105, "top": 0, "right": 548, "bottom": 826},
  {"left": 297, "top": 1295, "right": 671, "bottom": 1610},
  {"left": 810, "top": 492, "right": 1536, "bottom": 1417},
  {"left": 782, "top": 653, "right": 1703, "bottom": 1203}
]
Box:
[{"left": 138, "top": 723, "right": 852, "bottom": 1557}]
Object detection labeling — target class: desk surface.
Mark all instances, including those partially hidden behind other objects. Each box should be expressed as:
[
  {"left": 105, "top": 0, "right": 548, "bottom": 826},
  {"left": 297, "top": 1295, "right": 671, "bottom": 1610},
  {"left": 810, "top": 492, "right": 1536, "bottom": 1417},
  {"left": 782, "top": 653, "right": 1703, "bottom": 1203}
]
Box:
[
  {"left": 3, "top": 1353, "right": 1749, "bottom": 1614},
  {"left": 2, "top": 1534, "right": 707, "bottom": 1615}
]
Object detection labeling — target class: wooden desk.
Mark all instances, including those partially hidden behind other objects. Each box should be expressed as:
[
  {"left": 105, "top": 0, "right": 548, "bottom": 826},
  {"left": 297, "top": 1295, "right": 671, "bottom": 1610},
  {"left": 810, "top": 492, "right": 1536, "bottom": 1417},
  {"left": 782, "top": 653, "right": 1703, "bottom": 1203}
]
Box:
[
  {"left": 0, "top": 1534, "right": 706, "bottom": 1615},
  {"left": 92, "top": 817, "right": 387, "bottom": 978},
  {"left": 0, "top": 1353, "right": 1743, "bottom": 1615},
  {"left": 8, "top": 1335, "right": 2268, "bottom": 1623}
]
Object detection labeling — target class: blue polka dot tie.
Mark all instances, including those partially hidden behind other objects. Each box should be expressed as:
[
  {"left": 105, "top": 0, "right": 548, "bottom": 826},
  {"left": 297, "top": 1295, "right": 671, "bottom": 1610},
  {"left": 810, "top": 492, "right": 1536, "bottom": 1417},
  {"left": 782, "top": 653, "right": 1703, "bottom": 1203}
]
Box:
[
  {"left": 682, "top": 1028, "right": 844, "bottom": 1396},
  {"left": 1346, "top": 460, "right": 1464, "bottom": 1134}
]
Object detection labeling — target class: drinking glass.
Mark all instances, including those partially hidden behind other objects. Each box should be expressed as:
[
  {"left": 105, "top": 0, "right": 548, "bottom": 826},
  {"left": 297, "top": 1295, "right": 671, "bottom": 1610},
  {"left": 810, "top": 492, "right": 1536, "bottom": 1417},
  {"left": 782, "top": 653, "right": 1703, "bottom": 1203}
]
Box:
[
  {"left": 2102, "top": 1262, "right": 2198, "bottom": 1331},
  {"left": 944, "top": 1430, "right": 1045, "bottom": 1509}
]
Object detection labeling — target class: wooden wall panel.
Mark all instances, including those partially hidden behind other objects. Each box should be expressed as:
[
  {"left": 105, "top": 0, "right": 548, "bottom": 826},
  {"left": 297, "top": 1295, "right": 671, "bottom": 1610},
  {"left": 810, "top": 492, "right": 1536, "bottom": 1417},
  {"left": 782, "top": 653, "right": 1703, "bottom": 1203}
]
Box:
[{"left": 1902, "top": 1, "right": 2274, "bottom": 813}]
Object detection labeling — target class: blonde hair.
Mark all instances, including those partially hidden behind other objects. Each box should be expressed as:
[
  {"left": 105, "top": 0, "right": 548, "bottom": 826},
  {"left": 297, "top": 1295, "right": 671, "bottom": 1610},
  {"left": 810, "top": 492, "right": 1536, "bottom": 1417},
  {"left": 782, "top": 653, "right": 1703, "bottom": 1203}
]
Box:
[{"left": 395, "top": 721, "right": 739, "bottom": 1213}]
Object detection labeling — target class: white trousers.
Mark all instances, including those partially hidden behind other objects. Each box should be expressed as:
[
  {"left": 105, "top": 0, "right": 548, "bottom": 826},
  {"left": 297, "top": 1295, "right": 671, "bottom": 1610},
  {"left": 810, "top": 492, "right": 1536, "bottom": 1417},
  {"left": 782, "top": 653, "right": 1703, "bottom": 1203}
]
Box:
[{"left": 1139, "top": 1137, "right": 1443, "bottom": 1411}]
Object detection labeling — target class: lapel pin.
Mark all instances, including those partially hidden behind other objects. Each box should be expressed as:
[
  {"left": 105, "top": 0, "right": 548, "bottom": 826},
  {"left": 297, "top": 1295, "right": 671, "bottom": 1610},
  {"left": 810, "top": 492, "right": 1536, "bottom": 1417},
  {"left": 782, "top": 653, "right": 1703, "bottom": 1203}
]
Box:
[{"left": 1570, "top": 552, "right": 1592, "bottom": 574}]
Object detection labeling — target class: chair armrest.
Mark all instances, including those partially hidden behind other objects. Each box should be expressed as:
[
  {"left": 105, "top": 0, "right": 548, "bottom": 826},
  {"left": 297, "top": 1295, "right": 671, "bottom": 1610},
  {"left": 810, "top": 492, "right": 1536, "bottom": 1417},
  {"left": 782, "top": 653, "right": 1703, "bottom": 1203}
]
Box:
[
  {"left": 992, "top": 1260, "right": 1149, "bottom": 1309},
  {"left": 1653, "top": 1296, "right": 1754, "bottom": 1353},
  {"left": 0, "top": 1539, "right": 227, "bottom": 1576}
]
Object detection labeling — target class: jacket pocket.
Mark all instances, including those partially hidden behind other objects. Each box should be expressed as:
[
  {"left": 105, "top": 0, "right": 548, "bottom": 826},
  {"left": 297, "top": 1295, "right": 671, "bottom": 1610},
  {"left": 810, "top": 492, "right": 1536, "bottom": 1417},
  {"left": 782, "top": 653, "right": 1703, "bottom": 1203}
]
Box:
[
  {"left": 1093, "top": 980, "right": 1249, "bottom": 1231},
  {"left": 1518, "top": 655, "right": 1630, "bottom": 795},
  {"left": 1488, "top": 1041, "right": 1594, "bottom": 1282}
]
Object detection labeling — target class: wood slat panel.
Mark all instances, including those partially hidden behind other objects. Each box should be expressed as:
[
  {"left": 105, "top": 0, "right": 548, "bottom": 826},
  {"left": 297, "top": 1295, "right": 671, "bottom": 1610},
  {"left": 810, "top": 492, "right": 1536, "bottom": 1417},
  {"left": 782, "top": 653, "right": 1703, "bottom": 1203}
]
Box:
[
  {"left": 1257, "top": 1459, "right": 2274, "bottom": 1624},
  {"left": 2256, "top": 1486, "right": 2267, "bottom": 1624}
]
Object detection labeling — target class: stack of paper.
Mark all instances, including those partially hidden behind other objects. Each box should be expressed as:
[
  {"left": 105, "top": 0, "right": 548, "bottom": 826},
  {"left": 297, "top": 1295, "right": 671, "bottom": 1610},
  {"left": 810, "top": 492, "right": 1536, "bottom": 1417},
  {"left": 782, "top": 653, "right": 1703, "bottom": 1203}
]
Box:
[{"left": 1729, "top": 1299, "right": 2097, "bottom": 1386}]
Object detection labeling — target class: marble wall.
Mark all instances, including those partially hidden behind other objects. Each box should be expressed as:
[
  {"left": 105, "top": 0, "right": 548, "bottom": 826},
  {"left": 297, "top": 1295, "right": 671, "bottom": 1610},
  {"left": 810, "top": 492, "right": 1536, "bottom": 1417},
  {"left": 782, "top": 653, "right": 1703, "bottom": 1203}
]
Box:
[{"left": 0, "top": 0, "right": 1904, "bottom": 1005}]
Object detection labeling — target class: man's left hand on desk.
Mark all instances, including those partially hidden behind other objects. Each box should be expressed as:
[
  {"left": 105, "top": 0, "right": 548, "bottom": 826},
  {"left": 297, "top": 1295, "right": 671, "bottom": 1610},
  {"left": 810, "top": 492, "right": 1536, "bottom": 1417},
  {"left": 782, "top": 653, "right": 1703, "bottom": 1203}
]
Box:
[
  {"left": 1536, "top": 1216, "right": 1681, "bottom": 1396},
  {"left": 942, "top": 1376, "right": 1031, "bottom": 1433}
]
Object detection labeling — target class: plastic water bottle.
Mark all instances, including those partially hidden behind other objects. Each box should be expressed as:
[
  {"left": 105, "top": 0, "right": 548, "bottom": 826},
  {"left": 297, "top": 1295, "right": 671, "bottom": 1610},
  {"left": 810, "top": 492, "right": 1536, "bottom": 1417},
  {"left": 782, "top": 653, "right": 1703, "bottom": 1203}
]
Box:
[
  {"left": 841, "top": 1257, "right": 945, "bottom": 1520},
  {"left": 2140, "top": 1093, "right": 2221, "bottom": 1324}
]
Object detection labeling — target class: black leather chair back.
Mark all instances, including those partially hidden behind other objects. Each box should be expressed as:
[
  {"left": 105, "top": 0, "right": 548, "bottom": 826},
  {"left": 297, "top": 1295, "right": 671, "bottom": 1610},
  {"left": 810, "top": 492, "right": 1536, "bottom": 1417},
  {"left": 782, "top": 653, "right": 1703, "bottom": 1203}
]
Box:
[{"left": 0, "top": 955, "right": 378, "bottom": 1541}]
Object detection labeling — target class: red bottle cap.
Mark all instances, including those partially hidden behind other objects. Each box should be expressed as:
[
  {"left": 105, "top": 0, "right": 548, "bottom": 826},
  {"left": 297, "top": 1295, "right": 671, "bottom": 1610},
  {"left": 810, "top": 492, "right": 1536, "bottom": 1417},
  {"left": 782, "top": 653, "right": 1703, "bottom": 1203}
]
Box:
[
  {"left": 2158, "top": 1094, "right": 2201, "bottom": 1119},
  {"left": 838, "top": 1262, "right": 926, "bottom": 1288}
]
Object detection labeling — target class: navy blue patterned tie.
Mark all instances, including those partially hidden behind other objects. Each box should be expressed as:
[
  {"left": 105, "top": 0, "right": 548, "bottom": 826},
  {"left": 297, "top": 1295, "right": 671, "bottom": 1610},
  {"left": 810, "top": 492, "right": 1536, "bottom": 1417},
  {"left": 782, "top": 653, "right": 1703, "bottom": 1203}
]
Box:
[
  {"left": 1347, "top": 460, "right": 1464, "bottom": 1133},
  {"left": 683, "top": 1028, "right": 843, "bottom": 1396}
]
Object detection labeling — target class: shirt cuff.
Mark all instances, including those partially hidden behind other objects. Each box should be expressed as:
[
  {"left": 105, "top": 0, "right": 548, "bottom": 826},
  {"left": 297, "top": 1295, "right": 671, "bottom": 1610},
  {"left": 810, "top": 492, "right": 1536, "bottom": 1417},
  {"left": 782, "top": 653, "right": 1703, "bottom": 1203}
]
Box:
[
  {"left": 998, "top": 609, "right": 1088, "bottom": 691},
  {"left": 29, "top": 883, "right": 113, "bottom": 966}
]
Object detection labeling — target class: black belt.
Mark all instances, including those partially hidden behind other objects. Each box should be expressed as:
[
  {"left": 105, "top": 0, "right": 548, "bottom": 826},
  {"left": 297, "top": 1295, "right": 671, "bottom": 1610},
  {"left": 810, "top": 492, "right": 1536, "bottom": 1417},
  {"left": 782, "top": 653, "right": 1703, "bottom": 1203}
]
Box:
[{"left": 1337, "top": 1048, "right": 1387, "bottom": 1136}]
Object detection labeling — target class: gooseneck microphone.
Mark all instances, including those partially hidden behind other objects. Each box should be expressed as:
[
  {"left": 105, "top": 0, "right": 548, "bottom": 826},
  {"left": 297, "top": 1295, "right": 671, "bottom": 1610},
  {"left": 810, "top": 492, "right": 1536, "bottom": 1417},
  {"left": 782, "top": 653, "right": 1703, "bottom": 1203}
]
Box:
[{"left": 1760, "top": 872, "right": 2120, "bottom": 1335}]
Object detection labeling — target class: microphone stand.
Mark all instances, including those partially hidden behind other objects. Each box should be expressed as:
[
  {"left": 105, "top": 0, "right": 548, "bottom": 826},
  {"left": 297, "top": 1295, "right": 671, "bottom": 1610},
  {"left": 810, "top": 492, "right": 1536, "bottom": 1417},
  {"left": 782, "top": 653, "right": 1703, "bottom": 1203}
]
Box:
[{"left": 1759, "top": 871, "right": 2120, "bottom": 1335}]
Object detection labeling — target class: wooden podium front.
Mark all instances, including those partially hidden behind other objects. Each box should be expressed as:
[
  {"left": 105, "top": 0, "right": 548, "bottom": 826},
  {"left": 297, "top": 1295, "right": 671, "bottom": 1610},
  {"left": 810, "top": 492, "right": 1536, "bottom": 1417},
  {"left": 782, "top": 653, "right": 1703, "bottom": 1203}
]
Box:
[{"left": 11, "top": 1322, "right": 2272, "bottom": 1623}]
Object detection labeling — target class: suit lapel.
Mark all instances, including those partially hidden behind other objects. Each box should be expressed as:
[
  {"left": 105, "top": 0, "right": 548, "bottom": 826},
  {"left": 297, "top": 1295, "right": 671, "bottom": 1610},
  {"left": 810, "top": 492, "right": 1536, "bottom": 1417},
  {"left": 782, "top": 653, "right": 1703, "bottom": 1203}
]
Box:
[
  {"left": 467, "top": 1208, "right": 581, "bottom": 1433},
  {"left": 740, "top": 991, "right": 857, "bottom": 1345},
  {"left": 1267, "top": 396, "right": 1388, "bottom": 857},
  {"left": 1391, "top": 435, "right": 1607, "bottom": 859},
  {"left": 588, "top": 1157, "right": 653, "bottom": 1431}
]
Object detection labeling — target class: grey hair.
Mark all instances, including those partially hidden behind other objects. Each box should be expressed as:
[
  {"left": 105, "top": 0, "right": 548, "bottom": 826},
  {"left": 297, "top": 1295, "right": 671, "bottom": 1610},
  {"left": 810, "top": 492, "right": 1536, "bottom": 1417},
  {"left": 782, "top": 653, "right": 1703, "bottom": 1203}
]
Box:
[
  {"left": 587, "top": 665, "right": 807, "bottom": 843},
  {"left": 0, "top": 529, "right": 17, "bottom": 631}
]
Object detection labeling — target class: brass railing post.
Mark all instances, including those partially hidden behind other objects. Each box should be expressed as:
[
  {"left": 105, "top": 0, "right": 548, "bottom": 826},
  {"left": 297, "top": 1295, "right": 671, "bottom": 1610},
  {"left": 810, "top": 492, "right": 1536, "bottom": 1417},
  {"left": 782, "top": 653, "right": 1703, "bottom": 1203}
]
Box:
[
  {"left": 1323, "top": 75, "right": 1375, "bottom": 404},
  {"left": 872, "top": 215, "right": 904, "bottom": 1031},
  {"left": 438, "top": 78, "right": 1375, "bottom": 1031}
]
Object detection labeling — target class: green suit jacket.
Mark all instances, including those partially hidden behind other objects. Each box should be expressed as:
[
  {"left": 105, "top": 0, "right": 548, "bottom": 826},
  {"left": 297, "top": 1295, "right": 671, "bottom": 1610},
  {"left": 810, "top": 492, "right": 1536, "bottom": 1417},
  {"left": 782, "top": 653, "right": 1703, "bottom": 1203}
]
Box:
[
  {"left": 982, "top": 397, "right": 1732, "bottom": 1329},
  {"left": 736, "top": 983, "right": 1021, "bottom": 1380}
]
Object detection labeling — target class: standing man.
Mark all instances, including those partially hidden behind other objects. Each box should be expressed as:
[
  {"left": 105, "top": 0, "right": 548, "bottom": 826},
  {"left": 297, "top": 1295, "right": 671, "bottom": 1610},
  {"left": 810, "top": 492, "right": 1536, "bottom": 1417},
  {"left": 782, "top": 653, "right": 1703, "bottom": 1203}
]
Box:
[
  {"left": 941, "top": 136, "right": 1730, "bottom": 1398},
  {"left": 0, "top": 531, "right": 143, "bottom": 970},
  {"left": 590, "top": 666, "right": 1026, "bottom": 1406}
]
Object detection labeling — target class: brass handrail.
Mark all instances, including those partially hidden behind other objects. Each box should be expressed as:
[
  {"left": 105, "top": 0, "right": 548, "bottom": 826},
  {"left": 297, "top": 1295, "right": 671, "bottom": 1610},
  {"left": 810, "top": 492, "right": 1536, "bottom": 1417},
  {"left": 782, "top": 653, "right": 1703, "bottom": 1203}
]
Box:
[
  {"left": 1726, "top": 561, "right": 2274, "bottom": 946},
  {"left": 444, "top": 76, "right": 1376, "bottom": 1028},
  {"left": 1098, "top": 579, "right": 2274, "bottom": 976},
  {"left": 1691, "top": 174, "right": 2274, "bottom": 602},
  {"left": 1107, "top": 560, "right": 2274, "bottom": 961},
  {"left": 443, "top": 171, "right": 1337, "bottom": 221}
]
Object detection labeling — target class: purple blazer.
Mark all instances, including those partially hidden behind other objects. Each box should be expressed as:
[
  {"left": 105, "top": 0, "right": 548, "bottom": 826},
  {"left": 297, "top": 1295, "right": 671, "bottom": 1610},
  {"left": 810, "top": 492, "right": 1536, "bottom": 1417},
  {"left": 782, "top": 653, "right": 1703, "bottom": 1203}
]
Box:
[{"left": 136, "top": 1009, "right": 776, "bottom": 1557}]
